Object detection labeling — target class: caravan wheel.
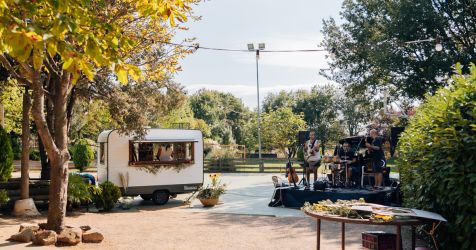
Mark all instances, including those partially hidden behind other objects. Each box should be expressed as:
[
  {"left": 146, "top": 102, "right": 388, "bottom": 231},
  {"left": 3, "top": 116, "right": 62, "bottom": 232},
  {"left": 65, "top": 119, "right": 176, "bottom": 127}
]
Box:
[
  {"left": 152, "top": 190, "right": 169, "bottom": 205},
  {"left": 140, "top": 194, "right": 152, "bottom": 201}
]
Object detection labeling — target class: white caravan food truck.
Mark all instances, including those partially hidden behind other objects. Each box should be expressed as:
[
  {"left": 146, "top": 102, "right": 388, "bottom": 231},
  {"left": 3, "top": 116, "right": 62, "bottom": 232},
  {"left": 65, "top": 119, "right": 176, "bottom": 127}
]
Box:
[{"left": 97, "top": 129, "right": 203, "bottom": 205}]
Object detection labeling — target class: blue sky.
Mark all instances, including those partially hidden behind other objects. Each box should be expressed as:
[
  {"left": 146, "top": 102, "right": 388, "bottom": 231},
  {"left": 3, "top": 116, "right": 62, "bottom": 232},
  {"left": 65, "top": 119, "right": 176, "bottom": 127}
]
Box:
[{"left": 173, "top": 0, "right": 344, "bottom": 108}]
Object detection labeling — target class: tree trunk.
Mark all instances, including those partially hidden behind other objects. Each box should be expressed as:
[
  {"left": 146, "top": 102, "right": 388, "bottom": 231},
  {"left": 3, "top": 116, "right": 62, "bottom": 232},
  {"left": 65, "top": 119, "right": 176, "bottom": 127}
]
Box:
[
  {"left": 30, "top": 72, "right": 71, "bottom": 232},
  {"left": 38, "top": 135, "right": 51, "bottom": 180},
  {"left": 20, "top": 87, "right": 31, "bottom": 199}
]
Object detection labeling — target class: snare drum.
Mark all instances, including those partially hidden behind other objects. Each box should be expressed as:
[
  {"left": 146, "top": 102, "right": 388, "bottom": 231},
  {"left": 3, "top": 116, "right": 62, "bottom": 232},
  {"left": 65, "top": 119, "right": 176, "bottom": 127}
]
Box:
[{"left": 323, "top": 155, "right": 332, "bottom": 163}]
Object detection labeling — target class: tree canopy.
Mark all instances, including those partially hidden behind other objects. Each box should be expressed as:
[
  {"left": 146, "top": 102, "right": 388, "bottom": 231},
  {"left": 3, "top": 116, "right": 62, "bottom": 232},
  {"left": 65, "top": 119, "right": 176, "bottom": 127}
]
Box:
[
  {"left": 321, "top": 0, "right": 476, "bottom": 99},
  {"left": 0, "top": 0, "right": 200, "bottom": 231},
  {"left": 190, "top": 89, "right": 251, "bottom": 145}
]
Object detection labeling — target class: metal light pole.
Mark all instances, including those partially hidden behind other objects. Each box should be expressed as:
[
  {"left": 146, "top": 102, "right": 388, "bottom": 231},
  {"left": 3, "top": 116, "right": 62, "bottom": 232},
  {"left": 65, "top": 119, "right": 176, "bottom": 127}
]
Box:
[{"left": 248, "top": 43, "right": 265, "bottom": 171}]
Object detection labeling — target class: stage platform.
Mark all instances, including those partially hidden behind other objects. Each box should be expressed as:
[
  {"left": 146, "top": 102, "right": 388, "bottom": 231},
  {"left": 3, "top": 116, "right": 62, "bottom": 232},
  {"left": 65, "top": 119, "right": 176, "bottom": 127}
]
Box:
[{"left": 269, "top": 186, "right": 394, "bottom": 208}]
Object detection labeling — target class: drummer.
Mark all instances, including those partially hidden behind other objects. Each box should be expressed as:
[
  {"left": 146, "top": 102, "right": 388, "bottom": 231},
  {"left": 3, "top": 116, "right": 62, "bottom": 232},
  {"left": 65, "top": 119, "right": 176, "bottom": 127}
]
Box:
[{"left": 336, "top": 142, "right": 357, "bottom": 185}]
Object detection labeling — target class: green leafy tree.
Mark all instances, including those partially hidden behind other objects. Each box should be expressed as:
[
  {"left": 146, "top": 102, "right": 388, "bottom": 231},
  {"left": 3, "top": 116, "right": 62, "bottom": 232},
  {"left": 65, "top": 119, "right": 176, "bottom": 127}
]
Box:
[
  {"left": 0, "top": 126, "right": 13, "bottom": 181},
  {"left": 72, "top": 139, "right": 94, "bottom": 172},
  {"left": 69, "top": 100, "right": 114, "bottom": 142},
  {"left": 262, "top": 107, "right": 307, "bottom": 154},
  {"left": 244, "top": 108, "right": 306, "bottom": 154},
  {"left": 262, "top": 90, "right": 295, "bottom": 113},
  {"left": 242, "top": 116, "right": 259, "bottom": 152},
  {"left": 0, "top": 82, "right": 23, "bottom": 134},
  {"left": 397, "top": 64, "right": 476, "bottom": 250},
  {"left": 156, "top": 98, "right": 212, "bottom": 137},
  {"left": 337, "top": 91, "right": 377, "bottom": 136},
  {"left": 321, "top": 0, "right": 476, "bottom": 99},
  {"left": 294, "top": 85, "right": 340, "bottom": 152},
  {"left": 190, "top": 89, "right": 251, "bottom": 144}
]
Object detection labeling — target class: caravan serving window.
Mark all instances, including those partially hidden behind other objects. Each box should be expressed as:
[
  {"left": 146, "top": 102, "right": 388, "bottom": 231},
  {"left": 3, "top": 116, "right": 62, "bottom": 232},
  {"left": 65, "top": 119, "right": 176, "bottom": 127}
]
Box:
[{"left": 129, "top": 141, "right": 195, "bottom": 165}]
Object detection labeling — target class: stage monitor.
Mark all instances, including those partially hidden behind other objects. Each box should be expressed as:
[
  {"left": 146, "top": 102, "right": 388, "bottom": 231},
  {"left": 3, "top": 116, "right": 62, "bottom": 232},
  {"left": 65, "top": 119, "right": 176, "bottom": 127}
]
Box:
[{"left": 297, "top": 131, "right": 309, "bottom": 145}]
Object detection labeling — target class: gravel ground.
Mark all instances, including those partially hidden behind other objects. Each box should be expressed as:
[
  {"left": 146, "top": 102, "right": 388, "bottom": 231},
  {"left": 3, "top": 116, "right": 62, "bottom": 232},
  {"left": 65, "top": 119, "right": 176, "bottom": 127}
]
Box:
[
  {"left": 2, "top": 172, "right": 420, "bottom": 250},
  {"left": 0, "top": 199, "right": 403, "bottom": 250}
]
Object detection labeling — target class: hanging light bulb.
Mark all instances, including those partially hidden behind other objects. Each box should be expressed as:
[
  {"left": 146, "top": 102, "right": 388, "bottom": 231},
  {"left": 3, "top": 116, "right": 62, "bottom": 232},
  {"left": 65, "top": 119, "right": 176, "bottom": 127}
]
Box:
[{"left": 435, "top": 37, "right": 443, "bottom": 52}]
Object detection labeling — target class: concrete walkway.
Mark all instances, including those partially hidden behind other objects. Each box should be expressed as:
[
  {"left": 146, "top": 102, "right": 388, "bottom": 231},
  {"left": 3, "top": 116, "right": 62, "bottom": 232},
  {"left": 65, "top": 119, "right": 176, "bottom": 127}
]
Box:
[{"left": 182, "top": 173, "right": 304, "bottom": 217}]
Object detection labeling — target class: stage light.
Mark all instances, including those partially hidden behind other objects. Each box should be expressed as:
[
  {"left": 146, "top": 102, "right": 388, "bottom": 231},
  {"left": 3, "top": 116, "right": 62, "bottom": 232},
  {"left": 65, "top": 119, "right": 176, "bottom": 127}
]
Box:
[
  {"left": 247, "top": 43, "right": 254, "bottom": 51},
  {"left": 258, "top": 43, "right": 265, "bottom": 50}
]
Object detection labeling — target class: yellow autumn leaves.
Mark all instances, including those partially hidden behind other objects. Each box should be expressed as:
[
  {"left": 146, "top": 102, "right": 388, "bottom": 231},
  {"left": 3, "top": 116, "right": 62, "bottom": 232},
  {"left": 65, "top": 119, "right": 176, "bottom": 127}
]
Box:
[
  {"left": 0, "top": 0, "right": 197, "bottom": 85},
  {"left": 371, "top": 214, "right": 394, "bottom": 222}
]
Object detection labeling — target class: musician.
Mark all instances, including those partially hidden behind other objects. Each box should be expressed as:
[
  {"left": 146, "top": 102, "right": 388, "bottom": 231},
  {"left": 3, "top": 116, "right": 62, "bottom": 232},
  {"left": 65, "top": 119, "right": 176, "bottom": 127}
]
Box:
[
  {"left": 337, "top": 142, "right": 357, "bottom": 185},
  {"left": 365, "top": 129, "right": 386, "bottom": 188},
  {"left": 304, "top": 130, "right": 321, "bottom": 187}
]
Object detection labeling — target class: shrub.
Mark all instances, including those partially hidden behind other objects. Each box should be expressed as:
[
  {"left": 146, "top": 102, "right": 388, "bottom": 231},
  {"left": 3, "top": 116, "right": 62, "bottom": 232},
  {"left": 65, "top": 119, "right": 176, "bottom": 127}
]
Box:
[
  {"left": 207, "top": 148, "right": 235, "bottom": 171},
  {"left": 72, "top": 139, "right": 94, "bottom": 172},
  {"left": 0, "top": 189, "right": 9, "bottom": 204},
  {"left": 397, "top": 64, "right": 476, "bottom": 250},
  {"left": 0, "top": 127, "right": 13, "bottom": 182},
  {"left": 92, "top": 181, "right": 121, "bottom": 211},
  {"left": 29, "top": 150, "right": 41, "bottom": 161},
  {"left": 67, "top": 174, "right": 92, "bottom": 206},
  {"left": 10, "top": 136, "right": 21, "bottom": 160}
]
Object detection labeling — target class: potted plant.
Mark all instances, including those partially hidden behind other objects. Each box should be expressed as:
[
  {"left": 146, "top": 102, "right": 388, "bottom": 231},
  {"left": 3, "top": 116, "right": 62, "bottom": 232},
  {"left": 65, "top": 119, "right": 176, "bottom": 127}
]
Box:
[{"left": 196, "top": 173, "right": 226, "bottom": 207}]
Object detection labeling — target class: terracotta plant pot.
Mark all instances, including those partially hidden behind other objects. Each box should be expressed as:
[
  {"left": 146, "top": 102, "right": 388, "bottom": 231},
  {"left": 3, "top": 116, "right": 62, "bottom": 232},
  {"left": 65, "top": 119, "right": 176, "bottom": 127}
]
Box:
[{"left": 199, "top": 198, "right": 219, "bottom": 207}]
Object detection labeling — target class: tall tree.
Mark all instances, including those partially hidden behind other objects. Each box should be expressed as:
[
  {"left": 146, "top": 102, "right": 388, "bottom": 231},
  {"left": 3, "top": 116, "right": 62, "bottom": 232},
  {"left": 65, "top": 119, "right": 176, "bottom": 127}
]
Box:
[
  {"left": 337, "top": 91, "right": 377, "bottom": 136},
  {"left": 0, "top": 0, "right": 198, "bottom": 231},
  {"left": 294, "top": 85, "right": 340, "bottom": 152},
  {"left": 20, "top": 87, "right": 30, "bottom": 200},
  {"left": 321, "top": 0, "right": 476, "bottom": 99},
  {"left": 262, "top": 90, "right": 295, "bottom": 113},
  {"left": 190, "top": 89, "right": 251, "bottom": 144},
  {"left": 261, "top": 107, "right": 307, "bottom": 154}
]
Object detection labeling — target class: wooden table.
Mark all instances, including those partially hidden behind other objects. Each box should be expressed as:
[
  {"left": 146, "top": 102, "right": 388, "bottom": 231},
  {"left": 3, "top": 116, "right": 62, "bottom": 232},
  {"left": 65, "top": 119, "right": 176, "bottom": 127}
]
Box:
[{"left": 304, "top": 210, "right": 430, "bottom": 250}]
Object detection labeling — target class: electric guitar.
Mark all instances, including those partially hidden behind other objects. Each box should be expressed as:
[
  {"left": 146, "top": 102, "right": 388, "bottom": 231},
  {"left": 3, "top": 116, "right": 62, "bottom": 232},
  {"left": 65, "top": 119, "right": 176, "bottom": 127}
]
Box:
[{"left": 304, "top": 139, "right": 320, "bottom": 161}]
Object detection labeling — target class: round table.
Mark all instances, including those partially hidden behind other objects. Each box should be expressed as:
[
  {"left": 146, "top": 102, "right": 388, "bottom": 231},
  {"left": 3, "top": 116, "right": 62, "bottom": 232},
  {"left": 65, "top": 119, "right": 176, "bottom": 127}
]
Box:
[{"left": 304, "top": 210, "right": 430, "bottom": 250}]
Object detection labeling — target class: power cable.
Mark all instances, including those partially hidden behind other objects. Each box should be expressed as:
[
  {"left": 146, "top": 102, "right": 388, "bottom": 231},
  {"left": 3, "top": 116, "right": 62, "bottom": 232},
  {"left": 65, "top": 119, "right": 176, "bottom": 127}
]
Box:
[{"left": 159, "top": 41, "right": 328, "bottom": 53}]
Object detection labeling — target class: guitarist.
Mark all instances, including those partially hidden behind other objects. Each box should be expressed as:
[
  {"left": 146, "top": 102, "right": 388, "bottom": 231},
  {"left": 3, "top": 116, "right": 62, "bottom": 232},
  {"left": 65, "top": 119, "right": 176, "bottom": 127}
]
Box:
[{"left": 304, "top": 130, "right": 321, "bottom": 188}]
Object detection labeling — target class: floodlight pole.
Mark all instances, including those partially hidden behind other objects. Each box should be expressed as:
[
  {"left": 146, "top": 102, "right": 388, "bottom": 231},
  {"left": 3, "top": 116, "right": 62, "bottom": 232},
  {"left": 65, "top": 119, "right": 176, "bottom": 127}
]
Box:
[
  {"left": 255, "top": 49, "right": 263, "bottom": 172},
  {"left": 248, "top": 43, "right": 264, "bottom": 172}
]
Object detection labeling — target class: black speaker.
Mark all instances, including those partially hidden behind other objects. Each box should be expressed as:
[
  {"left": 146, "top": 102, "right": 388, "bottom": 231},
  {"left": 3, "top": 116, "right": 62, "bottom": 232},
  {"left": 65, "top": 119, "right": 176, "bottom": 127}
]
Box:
[
  {"left": 297, "top": 131, "right": 309, "bottom": 145},
  {"left": 313, "top": 181, "right": 326, "bottom": 191}
]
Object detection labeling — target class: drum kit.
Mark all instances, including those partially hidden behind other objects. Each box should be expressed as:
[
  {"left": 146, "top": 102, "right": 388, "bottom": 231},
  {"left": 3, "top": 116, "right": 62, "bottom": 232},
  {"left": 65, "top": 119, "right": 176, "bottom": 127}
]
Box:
[{"left": 322, "top": 155, "right": 350, "bottom": 187}]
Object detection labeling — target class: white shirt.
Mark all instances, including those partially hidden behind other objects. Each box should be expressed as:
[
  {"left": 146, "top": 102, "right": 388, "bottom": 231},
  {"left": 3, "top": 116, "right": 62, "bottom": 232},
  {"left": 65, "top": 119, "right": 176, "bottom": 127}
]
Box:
[{"left": 305, "top": 139, "right": 321, "bottom": 162}]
